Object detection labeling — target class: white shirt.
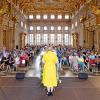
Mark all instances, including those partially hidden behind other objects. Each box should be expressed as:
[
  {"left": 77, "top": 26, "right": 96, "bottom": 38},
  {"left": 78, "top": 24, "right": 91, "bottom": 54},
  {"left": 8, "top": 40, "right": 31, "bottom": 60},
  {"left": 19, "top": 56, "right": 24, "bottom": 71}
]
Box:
[{"left": 15, "top": 57, "right": 20, "bottom": 64}]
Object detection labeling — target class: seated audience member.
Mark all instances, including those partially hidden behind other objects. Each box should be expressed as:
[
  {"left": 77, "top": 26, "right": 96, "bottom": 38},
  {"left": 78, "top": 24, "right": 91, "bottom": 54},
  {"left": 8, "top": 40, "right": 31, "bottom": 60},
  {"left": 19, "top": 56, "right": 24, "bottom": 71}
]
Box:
[
  {"left": 78, "top": 55, "right": 86, "bottom": 72},
  {"left": 95, "top": 55, "right": 100, "bottom": 71},
  {"left": 7, "top": 55, "right": 15, "bottom": 71},
  {"left": 89, "top": 53, "right": 96, "bottom": 72},
  {"left": 72, "top": 53, "right": 78, "bottom": 71}
]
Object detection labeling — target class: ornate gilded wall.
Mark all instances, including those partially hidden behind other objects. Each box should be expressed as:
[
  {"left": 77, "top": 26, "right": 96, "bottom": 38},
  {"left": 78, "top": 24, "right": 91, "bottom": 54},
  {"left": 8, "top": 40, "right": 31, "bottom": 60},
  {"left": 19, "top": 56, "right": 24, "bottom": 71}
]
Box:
[
  {"left": 0, "top": 0, "right": 27, "bottom": 50},
  {"left": 71, "top": 0, "right": 100, "bottom": 51}
]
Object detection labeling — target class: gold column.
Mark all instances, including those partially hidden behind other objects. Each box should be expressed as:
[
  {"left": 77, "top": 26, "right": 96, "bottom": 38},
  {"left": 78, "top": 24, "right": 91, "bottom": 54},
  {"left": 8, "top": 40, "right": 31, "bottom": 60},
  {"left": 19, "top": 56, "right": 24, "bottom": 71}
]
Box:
[
  {"left": 3, "top": 29, "right": 12, "bottom": 50},
  {"left": 12, "top": 16, "right": 16, "bottom": 49},
  {"left": 96, "top": 15, "right": 100, "bottom": 51},
  {"left": 0, "top": 0, "right": 5, "bottom": 50},
  {"left": 20, "top": 33, "right": 26, "bottom": 48},
  {"left": 0, "top": 16, "right": 3, "bottom": 50},
  {"left": 85, "top": 30, "right": 88, "bottom": 48},
  {"left": 8, "top": 29, "right": 12, "bottom": 50},
  {"left": 87, "top": 30, "right": 90, "bottom": 48},
  {"left": 96, "top": 25, "right": 100, "bottom": 51},
  {"left": 91, "top": 2, "right": 100, "bottom": 51},
  {"left": 83, "top": 27, "right": 85, "bottom": 48}
]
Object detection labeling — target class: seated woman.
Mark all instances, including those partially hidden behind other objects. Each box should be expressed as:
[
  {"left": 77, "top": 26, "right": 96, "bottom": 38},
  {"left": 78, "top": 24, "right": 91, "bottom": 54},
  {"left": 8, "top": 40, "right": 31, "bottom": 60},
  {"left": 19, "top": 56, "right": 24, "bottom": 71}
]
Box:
[
  {"left": 78, "top": 55, "right": 86, "bottom": 72},
  {"left": 95, "top": 55, "right": 100, "bottom": 71},
  {"left": 89, "top": 53, "right": 96, "bottom": 72},
  {"left": 20, "top": 52, "right": 29, "bottom": 67},
  {"left": 20, "top": 53, "right": 26, "bottom": 66},
  {"left": 0, "top": 56, "right": 9, "bottom": 71},
  {"left": 62, "top": 56, "right": 68, "bottom": 65},
  {"left": 7, "top": 55, "right": 15, "bottom": 72}
]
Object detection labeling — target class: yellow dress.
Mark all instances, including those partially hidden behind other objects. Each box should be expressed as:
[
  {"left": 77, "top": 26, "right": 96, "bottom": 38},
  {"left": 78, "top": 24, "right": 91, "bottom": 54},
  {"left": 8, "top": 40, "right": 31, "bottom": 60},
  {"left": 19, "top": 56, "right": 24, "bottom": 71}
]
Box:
[{"left": 42, "top": 50, "right": 58, "bottom": 87}]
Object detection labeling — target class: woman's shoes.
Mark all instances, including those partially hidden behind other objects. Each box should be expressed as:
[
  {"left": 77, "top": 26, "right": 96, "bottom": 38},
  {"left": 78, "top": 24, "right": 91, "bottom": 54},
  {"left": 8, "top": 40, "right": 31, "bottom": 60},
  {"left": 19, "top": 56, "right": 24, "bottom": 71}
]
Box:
[
  {"left": 47, "top": 92, "right": 53, "bottom": 96},
  {"left": 50, "top": 92, "right": 53, "bottom": 96},
  {"left": 47, "top": 92, "right": 51, "bottom": 96}
]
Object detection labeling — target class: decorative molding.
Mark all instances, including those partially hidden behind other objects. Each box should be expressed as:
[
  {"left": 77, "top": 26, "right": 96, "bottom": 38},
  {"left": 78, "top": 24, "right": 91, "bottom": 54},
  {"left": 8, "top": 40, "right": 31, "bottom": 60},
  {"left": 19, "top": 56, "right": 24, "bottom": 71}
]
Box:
[{"left": 92, "top": 6, "right": 100, "bottom": 15}]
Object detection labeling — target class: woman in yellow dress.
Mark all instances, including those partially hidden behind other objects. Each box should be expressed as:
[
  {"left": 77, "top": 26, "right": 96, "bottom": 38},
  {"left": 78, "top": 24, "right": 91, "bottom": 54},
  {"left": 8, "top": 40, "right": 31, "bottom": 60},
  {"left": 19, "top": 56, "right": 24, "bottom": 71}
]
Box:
[{"left": 42, "top": 46, "right": 58, "bottom": 96}]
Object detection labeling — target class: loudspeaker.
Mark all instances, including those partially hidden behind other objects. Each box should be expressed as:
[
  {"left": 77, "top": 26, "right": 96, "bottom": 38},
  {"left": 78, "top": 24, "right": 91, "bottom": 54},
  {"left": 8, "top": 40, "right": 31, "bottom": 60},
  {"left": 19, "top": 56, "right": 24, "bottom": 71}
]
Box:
[
  {"left": 16, "top": 73, "right": 25, "bottom": 79},
  {"left": 78, "top": 72, "right": 88, "bottom": 79}
]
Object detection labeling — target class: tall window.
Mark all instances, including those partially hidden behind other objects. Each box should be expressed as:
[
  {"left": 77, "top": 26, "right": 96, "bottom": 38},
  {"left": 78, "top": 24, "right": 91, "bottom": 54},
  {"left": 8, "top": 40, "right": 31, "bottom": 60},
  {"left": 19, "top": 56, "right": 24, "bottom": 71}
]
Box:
[
  {"left": 36, "top": 34, "right": 41, "bottom": 45},
  {"left": 29, "top": 34, "right": 34, "bottom": 45},
  {"left": 43, "top": 34, "right": 48, "bottom": 44},
  {"left": 50, "top": 34, "right": 55, "bottom": 44},
  {"left": 57, "top": 34, "right": 62, "bottom": 44},
  {"left": 64, "top": 34, "right": 73, "bottom": 45},
  {"left": 64, "top": 34, "right": 69, "bottom": 45},
  {"left": 72, "top": 24, "right": 74, "bottom": 29},
  {"left": 65, "top": 15, "right": 69, "bottom": 19},
  {"left": 25, "top": 24, "right": 27, "bottom": 29},
  {"left": 51, "top": 14, "right": 55, "bottom": 19},
  {"left": 51, "top": 26, "right": 54, "bottom": 30},
  {"left": 71, "top": 14, "right": 74, "bottom": 19},
  {"left": 58, "top": 15, "right": 62, "bottom": 19},
  {"left": 36, "top": 15, "right": 41, "bottom": 19},
  {"left": 44, "top": 26, "right": 48, "bottom": 30},
  {"left": 75, "top": 21, "right": 78, "bottom": 27},
  {"left": 43, "top": 14, "right": 48, "bottom": 20},
  {"left": 29, "top": 15, "right": 33, "bottom": 19},
  {"left": 58, "top": 26, "right": 62, "bottom": 31},
  {"left": 30, "top": 26, "right": 33, "bottom": 30},
  {"left": 65, "top": 26, "right": 68, "bottom": 31},
  {"left": 21, "top": 21, "right": 23, "bottom": 27},
  {"left": 37, "top": 26, "right": 40, "bottom": 30}
]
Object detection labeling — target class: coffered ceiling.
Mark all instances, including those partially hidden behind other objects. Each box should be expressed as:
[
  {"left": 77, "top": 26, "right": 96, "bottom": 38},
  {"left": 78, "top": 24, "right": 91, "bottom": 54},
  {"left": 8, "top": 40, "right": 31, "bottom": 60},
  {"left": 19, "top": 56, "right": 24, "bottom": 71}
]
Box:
[{"left": 11, "top": 0, "right": 90, "bottom": 14}]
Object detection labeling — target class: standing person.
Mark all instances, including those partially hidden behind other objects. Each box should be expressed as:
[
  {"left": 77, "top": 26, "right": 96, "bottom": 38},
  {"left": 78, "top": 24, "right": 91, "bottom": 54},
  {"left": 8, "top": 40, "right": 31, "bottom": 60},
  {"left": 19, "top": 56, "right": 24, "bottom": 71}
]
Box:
[
  {"left": 57, "top": 48, "right": 63, "bottom": 70},
  {"left": 42, "top": 46, "right": 58, "bottom": 96},
  {"left": 72, "top": 53, "right": 79, "bottom": 72}
]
